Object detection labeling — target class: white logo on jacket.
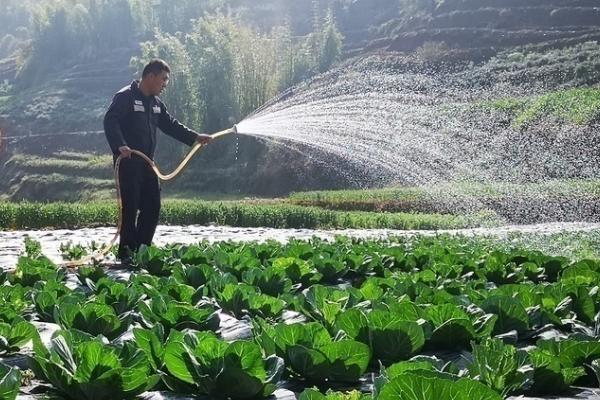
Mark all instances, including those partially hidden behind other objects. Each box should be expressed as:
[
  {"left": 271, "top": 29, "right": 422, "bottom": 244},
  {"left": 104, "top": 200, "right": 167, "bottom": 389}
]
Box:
[{"left": 133, "top": 99, "right": 145, "bottom": 112}]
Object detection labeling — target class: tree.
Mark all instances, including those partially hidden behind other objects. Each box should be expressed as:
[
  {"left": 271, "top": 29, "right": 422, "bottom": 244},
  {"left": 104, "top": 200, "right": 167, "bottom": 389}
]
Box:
[
  {"left": 69, "top": 4, "right": 92, "bottom": 58},
  {"left": 318, "top": 10, "right": 343, "bottom": 72},
  {"left": 272, "top": 22, "right": 295, "bottom": 90},
  {"left": 186, "top": 15, "right": 239, "bottom": 132}
]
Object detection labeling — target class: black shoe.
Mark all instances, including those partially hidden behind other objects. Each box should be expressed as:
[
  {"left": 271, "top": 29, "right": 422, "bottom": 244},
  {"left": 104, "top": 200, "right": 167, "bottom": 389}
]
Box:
[{"left": 116, "top": 256, "right": 135, "bottom": 270}]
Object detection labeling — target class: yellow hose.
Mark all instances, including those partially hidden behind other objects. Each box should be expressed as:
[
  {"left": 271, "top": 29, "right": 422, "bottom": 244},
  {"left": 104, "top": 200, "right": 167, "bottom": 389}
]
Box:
[{"left": 62, "top": 126, "right": 236, "bottom": 269}]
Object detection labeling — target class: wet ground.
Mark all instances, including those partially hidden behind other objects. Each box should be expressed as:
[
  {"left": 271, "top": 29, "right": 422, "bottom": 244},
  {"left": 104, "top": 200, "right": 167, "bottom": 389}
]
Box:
[{"left": 2, "top": 222, "right": 600, "bottom": 270}]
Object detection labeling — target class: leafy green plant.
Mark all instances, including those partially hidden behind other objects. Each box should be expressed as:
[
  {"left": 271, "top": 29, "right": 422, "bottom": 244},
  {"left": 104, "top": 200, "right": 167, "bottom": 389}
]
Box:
[
  {"left": 0, "top": 362, "right": 21, "bottom": 400},
  {"left": 256, "top": 321, "right": 371, "bottom": 382},
  {"left": 379, "top": 358, "right": 449, "bottom": 380},
  {"left": 217, "top": 283, "right": 285, "bottom": 319},
  {"left": 480, "top": 295, "right": 529, "bottom": 336},
  {"left": 312, "top": 253, "right": 347, "bottom": 282},
  {"left": 300, "top": 285, "right": 366, "bottom": 327},
  {"left": 211, "top": 248, "right": 262, "bottom": 279},
  {"left": 0, "top": 284, "right": 30, "bottom": 323},
  {"left": 32, "top": 280, "right": 84, "bottom": 323},
  {"left": 138, "top": 295, "right": 220, "bottom": 332},
  {"left": 90, "top": 278, "right": 145, "bottom": 315},
  {"left": 23, "top": 237, "right": 42, "bottom": 258},
  {"left": 130, "top": 274, "right": 201, "bottom": 305},
  {"left": 372, "top": 357, "right": 460, "bottom": 398},
  {"left": 491, "top": 283, "right": 567, "bottom": 328},
  {"left": 177, "top": 245, "right": 212, "bottom": 266},
  {"left": 162, "top": 330, "right": 284, "bottom": 399},
  {"left": 242, "top": 266, "right": 293, "bottom": 296},
  {"left": 270, "top": 256, "right": 320, "bottom": 286},
  {"left": 0, "top": 317, "right": 38, "bottom": 355},
  {"left": 60, "top": 241, "right": 88, "bottom": 261},
  {"left": 217, "top": 283, "right": 259, "bottom": 317},
  {"left": 133, "top": 324, "right": 167, "bottom": 373},
  {"left": 135, "top": 245, "right": 176, "bottom": 276},
  {"left": 376, "top": 374, "right": 502, "bottom": 400},
  {"left": 528, "top": 345, "right": 586, "bottom": 395},
  {"left": 54, "top": 301, "right": 132, "bottom": 340},
  {"left": 28, "top": 330, "right": 159, "bottom": 400},
  {"left": 468, "top": 339, "right": 533, "bottom": 396},
  {"left": 367, "top": 310, "right": 425, "bottom": 365},
  {"left": 424, "top": 304, "right": 496, "bottom": 350},
  {"left": 10, "top": 256, "right": 65, "bottom": 287},
  {"left": 536, "top": 338, "right": 600, "bottom": 386},
  {"left": 173, "top": 263, "right": 218, "bottom": 289},
  {"left": 590, "top": 359, "right": 600, "bottom": 388},
  {"left": 560, "top": 260, "right": 600, "bottom": 286},
  {"left": 76, "top": 265, "right": 107, "bottom": 285}
]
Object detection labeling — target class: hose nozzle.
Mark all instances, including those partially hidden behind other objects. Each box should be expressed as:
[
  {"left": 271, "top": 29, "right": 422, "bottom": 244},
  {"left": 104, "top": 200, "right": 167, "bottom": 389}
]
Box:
[{"left": 211, "top": 125, "right": 237, "bottom": 139}]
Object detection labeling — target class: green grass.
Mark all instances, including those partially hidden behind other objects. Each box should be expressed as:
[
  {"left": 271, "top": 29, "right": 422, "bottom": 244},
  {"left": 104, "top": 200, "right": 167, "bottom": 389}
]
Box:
[
  {"left": 288, "top": 187, "right": 425, "bottom": 211},
  {"left": 0, "top": 173, "right": 114, "bottom": 202},
  {"left": 481, "top": 87, "right": 600, "bottom": 128},
  {"left": 0, "top": 200, "right": 483, "bottom": 231},
  {"left": 0, "top": 153, "right": 115, "bottom": 201},
  {"left": 287, "top": 179, "right": 600, "bottom": 211},
  {"left": 482, "top": 97, "right": 528, "bottom": 115},
  {"left": 164, "top": 191, "right": 250, "bottom": 201},
  {"left": 17, "top": 173, "right": 113, "bottom": 187},
  {"left": 517, "top": 87, "right": 600, "bottom": 126},
  {"left": 7, "top": 154, "right": 112, "bottom": 173}
]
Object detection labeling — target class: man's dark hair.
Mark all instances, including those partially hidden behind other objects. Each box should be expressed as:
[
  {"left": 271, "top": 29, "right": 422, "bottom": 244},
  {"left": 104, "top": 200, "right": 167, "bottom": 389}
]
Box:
[{"left": 142, "top": 59, "right": 171, "bottom": 78}]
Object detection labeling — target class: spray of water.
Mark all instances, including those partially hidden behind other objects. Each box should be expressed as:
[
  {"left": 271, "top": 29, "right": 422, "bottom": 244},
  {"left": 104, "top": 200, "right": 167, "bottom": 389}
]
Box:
[{"left": 233, "top": 54, "right": 600, "bottom": 223}]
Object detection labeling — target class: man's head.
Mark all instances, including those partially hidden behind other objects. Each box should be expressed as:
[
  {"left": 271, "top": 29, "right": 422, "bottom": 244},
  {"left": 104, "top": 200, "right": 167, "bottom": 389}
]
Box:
[{"left": 140, "top": 59, "right": 170, "bottom": 96}]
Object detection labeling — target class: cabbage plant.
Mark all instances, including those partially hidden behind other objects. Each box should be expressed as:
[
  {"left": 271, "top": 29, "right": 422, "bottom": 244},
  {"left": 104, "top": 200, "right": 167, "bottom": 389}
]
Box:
[
  {"left": 28, "top": 330, "right": 159, "bottom": 400},
  {"left": 162, "top": 330, "right": 284, "bottom": 399},
  {"left": 256, "top": 321, "right": 371, "bottom": 382}
]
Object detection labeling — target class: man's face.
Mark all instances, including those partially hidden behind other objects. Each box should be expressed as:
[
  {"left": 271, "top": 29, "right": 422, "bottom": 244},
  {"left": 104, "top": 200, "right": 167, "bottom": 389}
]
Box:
[{"left": 149, "top": 71, "right": 170, "bottom": 96}]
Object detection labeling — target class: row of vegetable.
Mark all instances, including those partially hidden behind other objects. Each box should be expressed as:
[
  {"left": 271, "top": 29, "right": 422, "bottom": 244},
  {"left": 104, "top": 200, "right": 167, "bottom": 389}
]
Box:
[{"left": 1, "top": 235, "right": 600, "bottom": 399}]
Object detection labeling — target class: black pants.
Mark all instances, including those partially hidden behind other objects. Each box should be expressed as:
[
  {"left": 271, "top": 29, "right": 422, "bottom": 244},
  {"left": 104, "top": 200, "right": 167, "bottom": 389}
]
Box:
[{"left": 117, "top": 157, "right": 160, "bottom": 259}]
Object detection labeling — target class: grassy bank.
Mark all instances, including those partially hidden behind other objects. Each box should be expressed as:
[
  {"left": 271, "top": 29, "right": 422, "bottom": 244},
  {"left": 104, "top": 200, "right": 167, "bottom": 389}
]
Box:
[
  {"left": 288, "top": 179, "right": 600, "bottom": 211},
  {"left": 481, "top": 87, "right": 600, "bottom": 128},
  {"left": 2, "top": 179, "right": 597, "bottom": 231},
  {"left": 0, "top": 200, "right": 481, "bottom": 231}
]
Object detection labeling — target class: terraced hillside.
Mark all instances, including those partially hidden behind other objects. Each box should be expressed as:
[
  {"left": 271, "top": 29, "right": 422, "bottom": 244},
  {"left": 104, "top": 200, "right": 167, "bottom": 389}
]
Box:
[
  {"left": 0, "top": 49, "right": 133, "bottom": 135},
  {"left": 1, "top": 151, "right": 114, "bottom": 201},
  {"left": 0, "top": 48, "right": 135, "bottom": 201},
  {"left": 357, "top": 0, "right": 600, "bottom": 56},
  {"left": 1, "top": 0, "right": 600, "bottom": 203}
]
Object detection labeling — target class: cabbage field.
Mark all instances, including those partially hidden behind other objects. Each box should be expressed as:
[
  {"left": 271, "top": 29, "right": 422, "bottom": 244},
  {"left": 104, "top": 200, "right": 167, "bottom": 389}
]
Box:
[{"left": 1, "top": 235, "right": 600, "bottom": 399}]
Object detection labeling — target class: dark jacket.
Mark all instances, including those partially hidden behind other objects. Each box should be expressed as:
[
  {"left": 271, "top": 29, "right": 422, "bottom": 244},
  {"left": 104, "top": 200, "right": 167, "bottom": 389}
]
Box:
[{"left": 104, "top": 80, "right": 197, "bottom": 159}]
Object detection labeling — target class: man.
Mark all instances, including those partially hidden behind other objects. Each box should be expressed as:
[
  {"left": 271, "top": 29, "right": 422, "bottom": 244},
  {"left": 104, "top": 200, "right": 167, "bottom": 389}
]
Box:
[{"left": 104, "top": 59, "right": 211, "bottom": 266}]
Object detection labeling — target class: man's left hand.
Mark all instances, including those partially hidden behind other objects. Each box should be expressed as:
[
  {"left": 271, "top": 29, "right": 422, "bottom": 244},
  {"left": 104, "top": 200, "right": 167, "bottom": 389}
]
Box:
[{"left": 196, "top": 133, "right": 213, "bottom": 145}]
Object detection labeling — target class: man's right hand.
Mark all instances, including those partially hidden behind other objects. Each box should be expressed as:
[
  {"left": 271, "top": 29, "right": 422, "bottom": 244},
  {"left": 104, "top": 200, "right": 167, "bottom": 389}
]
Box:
[{"left": 118, "top": 145, "right": 132, "bottom": 159}]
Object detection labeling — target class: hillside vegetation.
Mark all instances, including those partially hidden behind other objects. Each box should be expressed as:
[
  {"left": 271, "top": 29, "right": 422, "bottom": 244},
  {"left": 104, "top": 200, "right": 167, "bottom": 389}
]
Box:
[{"left": 1, "top": 0, "right": 599, "bottom": 211}]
